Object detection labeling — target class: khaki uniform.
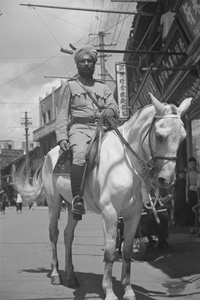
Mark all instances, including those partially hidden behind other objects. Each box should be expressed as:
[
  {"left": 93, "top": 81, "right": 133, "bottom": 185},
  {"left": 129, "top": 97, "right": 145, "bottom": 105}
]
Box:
[{"left": 56, "top": 78, "right": 119, "bottom": 165}]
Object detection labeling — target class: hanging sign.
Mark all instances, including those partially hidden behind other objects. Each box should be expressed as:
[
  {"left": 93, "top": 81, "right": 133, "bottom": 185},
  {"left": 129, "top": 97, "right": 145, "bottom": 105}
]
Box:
[
  {"left": 115, "top": 63, "right": 129, "bottom": 119},
  {"left": 178, "top": 0, "right": 200, "bottom": 40}
]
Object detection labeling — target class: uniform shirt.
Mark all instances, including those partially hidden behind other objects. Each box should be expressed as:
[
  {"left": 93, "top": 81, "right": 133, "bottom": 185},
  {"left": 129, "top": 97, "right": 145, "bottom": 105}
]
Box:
[{"left": 55, "top": 78, "right": 119, "bottom": 143}]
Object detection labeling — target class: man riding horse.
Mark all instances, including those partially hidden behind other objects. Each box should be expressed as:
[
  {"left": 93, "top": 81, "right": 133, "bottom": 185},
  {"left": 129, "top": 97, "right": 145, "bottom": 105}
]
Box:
[{"left": 55, "top": 45, "right": 119, "bottom": 220}]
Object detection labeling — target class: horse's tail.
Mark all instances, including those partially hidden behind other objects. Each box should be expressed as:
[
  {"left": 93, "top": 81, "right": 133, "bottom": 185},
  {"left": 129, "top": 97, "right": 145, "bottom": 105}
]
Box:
[{"left": 12, "top": 162, "right": 45, "bottom": 207}]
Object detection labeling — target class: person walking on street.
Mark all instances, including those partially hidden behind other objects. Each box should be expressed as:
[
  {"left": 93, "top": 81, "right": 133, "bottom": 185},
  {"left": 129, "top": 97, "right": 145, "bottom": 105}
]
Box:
[
  {"left": 186, "top": 157, "right": 199, "bottom": 233},
  {"left": 0, "top": 190, "right": 7, "bottom": 214},
  {"left": 16, "top": 193, "right": 23, "bottom": 214},
  {"left": 55, "top": 44, "right": 119, "bottom": 220}
]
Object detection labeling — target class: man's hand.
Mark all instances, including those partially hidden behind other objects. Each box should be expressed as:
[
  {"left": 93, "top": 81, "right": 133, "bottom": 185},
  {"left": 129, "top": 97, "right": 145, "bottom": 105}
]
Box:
[
  {"left": 59, "top": 139, "right": 70, "bottom": 151},
  {"left": 103, "top": 108, "right": 115, "bottom": 118}
]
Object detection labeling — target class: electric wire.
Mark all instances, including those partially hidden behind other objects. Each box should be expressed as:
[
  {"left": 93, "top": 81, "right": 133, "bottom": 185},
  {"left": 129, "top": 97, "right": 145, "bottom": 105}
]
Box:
[
  {"left": 0, "top": 53, "right": 61, "bottom": 88},
  {"left": 34, "top": 8, "right": 61, "bottom": 47}
]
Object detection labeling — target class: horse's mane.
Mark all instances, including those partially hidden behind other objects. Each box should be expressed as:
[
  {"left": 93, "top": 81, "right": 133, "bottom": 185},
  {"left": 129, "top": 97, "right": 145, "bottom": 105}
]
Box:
[{"left": 122, "top": 104, "right": 155, "bottom": 128}]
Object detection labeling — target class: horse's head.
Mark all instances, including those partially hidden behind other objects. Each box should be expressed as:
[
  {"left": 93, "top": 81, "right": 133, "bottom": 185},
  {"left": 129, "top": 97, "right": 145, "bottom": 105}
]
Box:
[{"left": 148, "top": 93, "right": 192, "bottom": 188}]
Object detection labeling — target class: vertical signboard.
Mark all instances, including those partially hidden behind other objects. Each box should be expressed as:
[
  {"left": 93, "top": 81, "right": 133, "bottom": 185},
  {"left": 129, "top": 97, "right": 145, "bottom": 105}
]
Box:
[
  {"left": 179, "top": 0, "right": 200, "bottom": 40},
  {"left": 115, "top": 63, "right": 129, "bottom": 119}
]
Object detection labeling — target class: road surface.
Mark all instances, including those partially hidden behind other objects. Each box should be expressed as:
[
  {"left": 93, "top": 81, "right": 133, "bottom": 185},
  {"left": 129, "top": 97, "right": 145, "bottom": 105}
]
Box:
[{"left": 1, "top": 206, "right": 200, "bottom": 300}]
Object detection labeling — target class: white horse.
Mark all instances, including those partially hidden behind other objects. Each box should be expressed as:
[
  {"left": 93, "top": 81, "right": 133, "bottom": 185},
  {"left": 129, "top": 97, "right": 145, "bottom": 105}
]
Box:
[{"left": 14, "top": 94, "right": 192, "bottom": 300}]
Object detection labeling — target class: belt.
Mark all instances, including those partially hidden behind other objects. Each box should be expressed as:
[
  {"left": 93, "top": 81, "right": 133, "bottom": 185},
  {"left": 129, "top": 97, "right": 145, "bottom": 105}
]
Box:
[{"left": 72, "top": 117, "right": 99, "bottom": 124}]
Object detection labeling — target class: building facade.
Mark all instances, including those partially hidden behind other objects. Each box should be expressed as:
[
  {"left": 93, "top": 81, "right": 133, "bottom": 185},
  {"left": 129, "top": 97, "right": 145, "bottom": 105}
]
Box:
[{"left": 120, "top": 0, "right": 200, "bottom": 171}]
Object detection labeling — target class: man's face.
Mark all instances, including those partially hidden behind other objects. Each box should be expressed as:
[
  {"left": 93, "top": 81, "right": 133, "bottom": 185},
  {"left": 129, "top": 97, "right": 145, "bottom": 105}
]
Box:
[{"left": 77, "top": 54, "right": 95, "bottom": 77}]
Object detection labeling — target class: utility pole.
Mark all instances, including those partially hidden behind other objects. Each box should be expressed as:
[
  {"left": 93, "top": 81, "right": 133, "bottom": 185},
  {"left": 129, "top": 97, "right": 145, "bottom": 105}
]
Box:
[
  {"left": 91, "top": 31, "right": 116, "bottom": 82},
  {"left": 99, "top": 31, "right": 106, "bottom": 82},
  {"left": 21, "top": 112, "right": 32, "bottom": 175}
]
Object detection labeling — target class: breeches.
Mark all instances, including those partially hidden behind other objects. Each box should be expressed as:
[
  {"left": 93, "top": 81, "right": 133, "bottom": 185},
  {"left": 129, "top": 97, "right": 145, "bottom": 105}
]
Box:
[{"left": 69, "top": 125, "right": 96, "bottom": 165}]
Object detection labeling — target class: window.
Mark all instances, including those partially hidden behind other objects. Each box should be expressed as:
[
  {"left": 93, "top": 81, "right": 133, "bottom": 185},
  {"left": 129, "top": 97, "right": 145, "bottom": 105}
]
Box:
[
  {"left": 43, "top": 113, "right": 46, "bottom": 125},
  {"left": 47, "top": 110, "right": 51, "bottom": 122}
]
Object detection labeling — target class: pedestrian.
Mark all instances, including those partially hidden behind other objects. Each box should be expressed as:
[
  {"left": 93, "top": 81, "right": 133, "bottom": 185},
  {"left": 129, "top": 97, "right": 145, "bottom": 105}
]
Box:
[
  {"left": 198, "top": 172, "right": 200, "bottom": 204},
  {"left": 16, "top": 192, "right": 23, "bottom": 214},
  {"left": 172, "top": 170, "right": 187, "bottom": 226},
  {"left": 186, "top": 157, "right": 199, "bottom": 234},
  {"left": 55, "top": 44, "right": 119, "bottom": 220},
  {"left": 0, "top": 190, "right": 7, "bottom": 214}
]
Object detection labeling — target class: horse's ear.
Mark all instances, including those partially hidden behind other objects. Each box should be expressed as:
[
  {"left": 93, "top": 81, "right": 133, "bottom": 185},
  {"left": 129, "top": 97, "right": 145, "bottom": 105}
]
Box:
[
  {"left": 178, "top": 97, "right": 192, "bottom": 117},
  {"left": 149, "top": 92, "right": 164, "bottom": 114}
]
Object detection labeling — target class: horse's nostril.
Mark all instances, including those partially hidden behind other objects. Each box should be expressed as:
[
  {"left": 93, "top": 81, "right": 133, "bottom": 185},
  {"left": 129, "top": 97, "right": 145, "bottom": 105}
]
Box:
[{"left": 158, "top": 177, "right": 167, "bottom": 186}]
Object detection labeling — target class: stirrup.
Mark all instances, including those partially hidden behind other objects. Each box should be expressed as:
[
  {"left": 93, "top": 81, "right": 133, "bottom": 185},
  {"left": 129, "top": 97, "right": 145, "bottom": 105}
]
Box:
[{"left": 72, "top": 196, "right": 86, "bottom": 220}]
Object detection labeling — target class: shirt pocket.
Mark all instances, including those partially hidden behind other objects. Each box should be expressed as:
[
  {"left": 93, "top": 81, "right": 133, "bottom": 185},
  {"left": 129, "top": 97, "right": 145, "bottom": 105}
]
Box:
[
  {"left": 71, "top": 92, "right": 87, "bottom": 107},
  {"left": 94, "top": 90, "right": 106, "bottom": 108}
]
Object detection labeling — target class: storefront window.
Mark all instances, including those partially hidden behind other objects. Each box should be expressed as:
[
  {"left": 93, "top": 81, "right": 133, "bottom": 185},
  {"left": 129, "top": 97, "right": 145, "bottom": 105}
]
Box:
[{"left": 192, "top": 119, "right": 200, "bottom": 169}]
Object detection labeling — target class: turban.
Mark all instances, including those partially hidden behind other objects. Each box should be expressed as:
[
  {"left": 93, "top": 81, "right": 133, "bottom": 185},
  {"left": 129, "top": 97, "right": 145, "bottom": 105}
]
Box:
[{"left": 74, "top": 45, "right": 98, "bottom": 65}]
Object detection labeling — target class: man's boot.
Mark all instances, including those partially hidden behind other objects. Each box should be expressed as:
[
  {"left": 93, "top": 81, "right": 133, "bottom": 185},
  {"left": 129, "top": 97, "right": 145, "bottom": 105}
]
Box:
[{"left": 70, "top": 164, "right": 86, "bottom": 220}]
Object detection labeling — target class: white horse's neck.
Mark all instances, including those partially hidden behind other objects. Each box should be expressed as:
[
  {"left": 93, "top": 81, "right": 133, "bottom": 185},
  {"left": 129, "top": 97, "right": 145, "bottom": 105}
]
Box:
[{"left": 119, "top": 105, "right": 156, "bottom": 161}]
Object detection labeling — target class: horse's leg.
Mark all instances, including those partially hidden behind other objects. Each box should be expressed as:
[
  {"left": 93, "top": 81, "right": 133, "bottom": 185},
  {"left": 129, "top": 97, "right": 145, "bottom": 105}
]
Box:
[
  {"left": 48, "top": 193, "right": 62, "bottom": 285},
  {"left": 102, "top": 206, "right": 118, "bottom": 300},
  {"left": 64, "top": 202, "right": 80, "bottom": 289},
  {"left": 121, "top": 203, "right": 143, "bottom": 300}
]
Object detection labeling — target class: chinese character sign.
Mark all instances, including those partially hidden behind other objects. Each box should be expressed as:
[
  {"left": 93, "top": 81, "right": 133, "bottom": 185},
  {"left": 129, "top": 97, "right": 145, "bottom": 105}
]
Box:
[
  {"left": 115, "top": 63, "right": 129, "bottom": 119},
  {"left": 179, "top": 0, "right": 200, "bottom": 39}
]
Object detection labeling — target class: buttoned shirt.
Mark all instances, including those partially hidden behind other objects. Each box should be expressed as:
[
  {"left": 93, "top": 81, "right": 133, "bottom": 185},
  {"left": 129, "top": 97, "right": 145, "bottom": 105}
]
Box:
[{"left": 55, "top": 78, "right": 119, "bottom": 143}]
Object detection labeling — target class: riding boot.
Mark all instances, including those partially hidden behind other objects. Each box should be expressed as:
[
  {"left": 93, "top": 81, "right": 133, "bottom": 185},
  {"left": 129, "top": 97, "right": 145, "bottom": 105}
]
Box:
[{"left": 70, "top": 164, "right": 86, "bottom": 220}]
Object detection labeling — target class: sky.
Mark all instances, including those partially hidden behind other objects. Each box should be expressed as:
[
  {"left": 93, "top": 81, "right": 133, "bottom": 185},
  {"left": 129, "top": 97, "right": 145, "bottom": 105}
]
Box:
[{"left": 0, "top": 0, "right": 136, "bottom": 148}]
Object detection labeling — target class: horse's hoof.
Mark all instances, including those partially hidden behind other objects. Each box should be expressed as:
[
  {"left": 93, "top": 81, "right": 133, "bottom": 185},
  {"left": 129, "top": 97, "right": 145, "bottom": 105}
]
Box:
[
  {"left": 51, "top": 275, "right": 62, "bottom": 285},
  {"left": 123, "top": 290, "right": 137, "bottom": 300},
  {"left": 66, "top": 276, "right": 80, "bottom": 289}
]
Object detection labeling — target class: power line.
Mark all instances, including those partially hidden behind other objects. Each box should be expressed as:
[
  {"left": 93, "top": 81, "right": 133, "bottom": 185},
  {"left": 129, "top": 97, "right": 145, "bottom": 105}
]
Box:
[
  {"left": 34, "top": 8, "right": 61, "bottom": 47},
  {"left": 0, "top": 53, "right": 60, "bottom": 88},
  {"left": 36, "top": 7, "right": 95, "bottom": 34}
]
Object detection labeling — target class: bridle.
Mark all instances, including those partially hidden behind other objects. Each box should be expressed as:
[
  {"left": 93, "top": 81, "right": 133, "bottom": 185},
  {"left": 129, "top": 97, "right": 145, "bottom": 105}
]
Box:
[
  {"left": 145, "top": 114, "right": 180, "bottom": 170},
  {"left": 107, "top": 113, "right": 181, "bottom": 173},
  {"left": 141, "top": 113, "right": 181, "bottom": 211}
]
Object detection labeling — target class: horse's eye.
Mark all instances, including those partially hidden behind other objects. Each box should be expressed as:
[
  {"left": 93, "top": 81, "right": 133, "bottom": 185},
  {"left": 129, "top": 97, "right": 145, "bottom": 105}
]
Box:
[{"left": 156, "top": 133, "right": 164, "bottom": 142}]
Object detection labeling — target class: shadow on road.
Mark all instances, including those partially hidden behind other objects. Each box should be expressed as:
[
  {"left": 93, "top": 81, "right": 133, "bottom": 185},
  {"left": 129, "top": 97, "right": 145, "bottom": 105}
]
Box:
[
  {"left": 71, "top": 272, "right": 164, "bottom": 300},
  {"left": 21, "top": 268, "right": 162, "bottom": 300},
  {"left": 145, "top": 241, "right": 200, "bottom": 279}
]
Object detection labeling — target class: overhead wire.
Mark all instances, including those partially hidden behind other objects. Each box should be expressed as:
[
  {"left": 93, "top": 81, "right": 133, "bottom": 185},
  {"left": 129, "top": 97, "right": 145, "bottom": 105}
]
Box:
[
  {"left": 35, "top": 7, "right": 95, "bottom": 36},
  {"left": 0, "top": 53, "right": 61, "bottom": 88},
  {"left": 34, "top": 8, "right": 61, "bottom": 47},
  {"left": 113, "top": 2, "right": 131, "bottom": 46}
]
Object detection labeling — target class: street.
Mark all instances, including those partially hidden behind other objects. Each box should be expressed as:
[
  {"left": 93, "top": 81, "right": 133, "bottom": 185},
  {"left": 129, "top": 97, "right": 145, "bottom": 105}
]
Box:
[{"left": 1, "top": 206, "right": 200, "bottom": 300}]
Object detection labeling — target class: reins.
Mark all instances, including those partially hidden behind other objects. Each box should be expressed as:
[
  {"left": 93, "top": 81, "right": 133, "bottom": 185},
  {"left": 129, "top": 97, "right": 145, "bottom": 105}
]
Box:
[
  {"left": 74, "top": 79, "right": 177, "bottom": 215},
  {"left": 106, "top": 117, "right": 150, "bottom": 170}
]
